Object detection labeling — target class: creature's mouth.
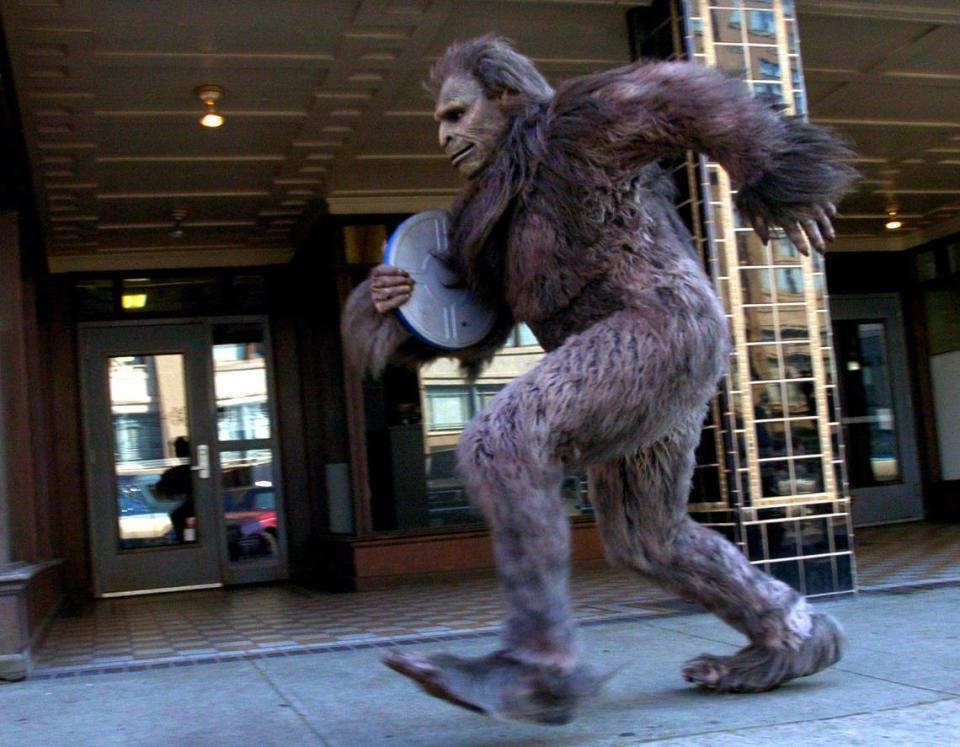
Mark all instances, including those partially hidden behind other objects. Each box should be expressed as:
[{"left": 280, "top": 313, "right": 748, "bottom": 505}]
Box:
[{"left": 450, "top": 144, "right": 475, "bottom": 167}]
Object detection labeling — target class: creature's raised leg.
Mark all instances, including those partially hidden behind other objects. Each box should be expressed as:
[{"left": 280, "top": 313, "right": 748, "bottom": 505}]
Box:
[{"left": 590, "top": 417, "right": 844, "bottom": 693}]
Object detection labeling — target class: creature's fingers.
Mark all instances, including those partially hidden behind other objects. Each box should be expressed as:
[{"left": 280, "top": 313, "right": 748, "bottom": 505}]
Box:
[
  {"left": 373, "top": 283, "right": 413, "bottom": 314},
  {"left": 786, "top": 222, "right": 812, "bottom": 257},
  {"left": 374, "top": 283, "right": 413, "bottom": 299},
  {"left": 373, "top": 285, "right": 411, "bottom": 303},
  {"left": 371, "top": 264, "right": 412, "bottom": 283},
  {"left": 801, "top": 218, "right": 826, "bottom": 254},
  {"left": 813, "top": 205, "right": 836, "bottom": 242},
  {"left": 826, "top": 202, "right": 838, "bottom": 217},
  {"left": 371, "top": 275, "right": 413, "bottom": 292},
  {"left": 751, "top": 214, "right": 771, "bottom": 245},
  {"left": 378, "top": 293, "right": 411, "bottom": 312}
]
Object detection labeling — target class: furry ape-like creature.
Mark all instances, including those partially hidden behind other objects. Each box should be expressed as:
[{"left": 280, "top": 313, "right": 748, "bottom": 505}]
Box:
[{"left": 343, "top": 35, "right": 855, "bottom": 725}]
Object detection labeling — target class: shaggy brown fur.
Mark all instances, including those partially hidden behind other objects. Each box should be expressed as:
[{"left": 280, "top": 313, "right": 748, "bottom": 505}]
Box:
[{"left": 343, "top": 35, "right": 855, "bottom": 724}]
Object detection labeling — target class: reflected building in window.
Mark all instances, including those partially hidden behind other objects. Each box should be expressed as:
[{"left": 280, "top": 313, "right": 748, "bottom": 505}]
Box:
[{"left": 418, "top": 324, "right": 591, "bottom": 527}]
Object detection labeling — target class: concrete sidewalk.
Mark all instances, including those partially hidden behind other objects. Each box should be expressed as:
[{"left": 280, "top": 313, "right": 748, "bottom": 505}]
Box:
[{"left": 2, "top": 585, "right": 958, "bottom": 746}]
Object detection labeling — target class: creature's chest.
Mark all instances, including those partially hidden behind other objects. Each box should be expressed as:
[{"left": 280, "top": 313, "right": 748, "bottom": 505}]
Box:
[{"left": 499, "top": 182, "right": 660, "bottom": 323}]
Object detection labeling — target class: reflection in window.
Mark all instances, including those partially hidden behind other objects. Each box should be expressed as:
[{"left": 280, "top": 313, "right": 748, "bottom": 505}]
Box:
[
  {"left": 516, "top": 323, "right": 539, "bottom": 346},
  {"left": 425, "top": 387, "right": 473, "bottom": 431},
  {"left": 748, "top": 10, "right": 775, "bottom": 36},
  {"left": 776, "top": 269, "right": 804, "bottom": 298},
  {"left": 221, "top": 449, "right": 278, "bottom": 562},
  {"left": 503, "top": 322, "right": 539, "bottom": 348},
  {"left": 212, "top": 323, "right": 281, "bottom": 564},
  {"left": 753, "top": 83, "right": 784, "bottom": 104},
  {"left": 758, "top": 58, "right": 780, "bottom": 80},
  {"left": 835, "top": 321, "right": 902, "bottom": 486},
  {"left": 219, "top": 402, "right": 270, "bottom": 441},
  {"left": 361, "top": 322, "right": 594, "bottom": 531},
  {"left": 213, "top": 327, "right": 270, "bottom": 442},
  {"left": 109, "top": 354, "right": 196, "bottom": 550}
]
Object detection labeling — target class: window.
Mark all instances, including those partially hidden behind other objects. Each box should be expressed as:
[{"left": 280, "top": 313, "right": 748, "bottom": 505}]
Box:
[
  {"left": 748, "top": 10, "right": 776, "bottom": 36},
  {"left": 504, "top": 323, "right": 540, "bottom": 348},
  {"left": 758, "top": 58, "right": 780, "bottom": 80},
  {"left": 516, "top": 323, "right": 538, "bottom": 346},
  {"left": 424, "top": 384, "right": 505, "bottom": 431},
  {"left": 425, "top": 387, "right": 473, "bottom": 431}
]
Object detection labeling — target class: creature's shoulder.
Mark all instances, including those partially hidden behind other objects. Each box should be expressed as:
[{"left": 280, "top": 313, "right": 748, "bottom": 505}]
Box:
[
  {"left": 544, "top": 64, "right": 638, "bottom": 137},
  {"left": 538, "top": 64, "right": 665, "bottom": 184}
]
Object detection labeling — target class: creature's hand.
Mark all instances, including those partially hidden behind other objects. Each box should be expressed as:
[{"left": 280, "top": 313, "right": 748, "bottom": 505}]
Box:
[
  {"left": 748, "top": 202, "right": 838, "bottom": 257},
  {"left": 370, "top": 264, "right": 414, "bottom": 315}
]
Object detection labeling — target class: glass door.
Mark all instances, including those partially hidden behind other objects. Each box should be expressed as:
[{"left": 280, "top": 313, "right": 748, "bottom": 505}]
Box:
[
  {"left": 211, "top": 321, "right": 287, "bottom": 584},
  {"left": 82, "top": 324, "right": 221, "bottom": 595},
  {"left": 831, "top": 295, "right": 922, "bottom": 526},
  {"left": 81, "top": 320, "right": 287, "bottom": 595}
]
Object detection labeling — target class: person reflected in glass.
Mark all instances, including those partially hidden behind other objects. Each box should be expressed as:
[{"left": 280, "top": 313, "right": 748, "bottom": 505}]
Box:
[{"left": 154, "top": 436, "right": 195, "bottom": 543}]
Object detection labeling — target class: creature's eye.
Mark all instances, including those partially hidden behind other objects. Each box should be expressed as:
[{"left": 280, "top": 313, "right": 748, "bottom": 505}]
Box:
[{"left": 444, "top": 109, "right": 464, "bottom": 123}]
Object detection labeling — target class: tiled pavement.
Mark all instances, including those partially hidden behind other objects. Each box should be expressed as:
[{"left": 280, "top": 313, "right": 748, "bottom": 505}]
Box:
[
  {"left": 854, "top": 521, "right": 960, "bottom": 589},
  {"left": 31, "top": 521, "right": 960, "bottom": 677}
]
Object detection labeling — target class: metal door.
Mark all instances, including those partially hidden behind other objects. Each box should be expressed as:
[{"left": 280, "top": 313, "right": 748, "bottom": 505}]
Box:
[
  {"left": 831, "top": 295, "right": 923, "bottom": 526},
  {"left": 81, "top": 324, "right": 222, "bottom": 595}
]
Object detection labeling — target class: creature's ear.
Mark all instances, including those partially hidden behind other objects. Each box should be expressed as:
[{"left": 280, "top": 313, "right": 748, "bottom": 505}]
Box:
[{"left": 498, "top": 88, "right": 520, "bottom": 111}]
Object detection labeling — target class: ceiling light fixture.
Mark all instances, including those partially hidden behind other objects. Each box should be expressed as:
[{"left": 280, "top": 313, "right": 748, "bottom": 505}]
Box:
[
  {"left": 169, "top": 208, "right": 187, "bottom": 238},
  {"left": 885, "top": 209, "right": 902, "bottom": 231},
  {"left": 194, "top": 84, "right": 225, "bottom": 128}
]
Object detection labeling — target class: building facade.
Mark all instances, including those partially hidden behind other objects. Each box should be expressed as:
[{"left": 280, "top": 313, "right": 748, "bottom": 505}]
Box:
[{"left": 1, "top": 0, "right": 957, "bottom": 680}]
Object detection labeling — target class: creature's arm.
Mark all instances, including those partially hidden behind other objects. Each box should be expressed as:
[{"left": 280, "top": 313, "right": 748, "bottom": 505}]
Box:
[
  {"left": 341, "top": 266, "right": 515, "bottom": 381},
  {"left": 552, "top": 61, "right": 856, "bottom": 254}
]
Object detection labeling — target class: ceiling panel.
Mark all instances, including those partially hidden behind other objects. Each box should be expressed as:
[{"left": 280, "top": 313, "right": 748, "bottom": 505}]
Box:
[
  {"left": 797, "top": 15, "right": 936, "bottom": 74},
  {"left": 2, "top": 0, "right": 959, "bottom": 269},
  {"left": 427, "top": 1, "right": 630, "bottom": 62},
  {"left": 94, "top": 0, "right": 355, "bottom": 55},
  {"left": 813, "top": 80, "right": 960, "bottom": 121}
]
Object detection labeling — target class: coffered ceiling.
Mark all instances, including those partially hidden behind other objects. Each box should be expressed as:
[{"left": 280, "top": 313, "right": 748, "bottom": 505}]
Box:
[
  {"left": 1, "top": 0, "right": 958, "bottom": 272},
  {"left": 799, "top": 0, "right": 960, "bottom": 251}
]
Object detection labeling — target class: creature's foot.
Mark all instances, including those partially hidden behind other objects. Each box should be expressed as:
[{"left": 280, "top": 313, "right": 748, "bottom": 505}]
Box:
[
  {"left": 382, "top": 649, "right": 610, "bottom": 725},
  {"left": 682, "top": 612, "right": 844, "bottom": 693}
]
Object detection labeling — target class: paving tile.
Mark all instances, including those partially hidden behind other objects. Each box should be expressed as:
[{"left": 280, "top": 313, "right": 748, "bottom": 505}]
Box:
[{"left": 30, "top": 522, "right": 960, "bottom": 675}]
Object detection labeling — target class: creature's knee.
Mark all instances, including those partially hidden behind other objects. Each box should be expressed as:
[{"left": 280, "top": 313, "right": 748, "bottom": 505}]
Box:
[
  {"left": 599, "top": 523, "right": 680, "bottom": 576},
  {"left": 455, "top": 414, "right": 501, "bottom": 511},
  {"left": 456, "top": 406, "right": 556, "bottom": 517},
  {"left": 603, "top": 539, "right": 665, "bottom": 576}
]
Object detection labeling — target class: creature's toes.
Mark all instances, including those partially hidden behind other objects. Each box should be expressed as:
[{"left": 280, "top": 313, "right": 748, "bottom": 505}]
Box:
[
  {"left": 381, "top": 650, "right": 610, "bottom": 725},
  {"left": 683, "top": 648, "right": 781, "bottom": 693},
  {"left": 682, "top": 612, "right": 845, "bottom": 693},
  {"left": 682, "top": 654, "right": 729, "bottom": 689},
  {"left": 382, "top": 651, "right": 487, "bottom": 715}
]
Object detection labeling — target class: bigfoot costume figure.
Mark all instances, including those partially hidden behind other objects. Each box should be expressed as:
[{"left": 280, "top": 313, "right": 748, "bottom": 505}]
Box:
[{"left": 343, "top": 36, "right": 855, "bottom": 724}]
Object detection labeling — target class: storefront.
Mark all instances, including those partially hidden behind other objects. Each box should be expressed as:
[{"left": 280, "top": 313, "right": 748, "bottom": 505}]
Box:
[{"left": 1, "top": 0, "right": 957, "bottom": 680}]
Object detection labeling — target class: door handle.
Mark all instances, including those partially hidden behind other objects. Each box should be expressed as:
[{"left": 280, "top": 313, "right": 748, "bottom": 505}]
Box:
[{"left": 191, "top": 444, "right": 210, "bottom": 479}]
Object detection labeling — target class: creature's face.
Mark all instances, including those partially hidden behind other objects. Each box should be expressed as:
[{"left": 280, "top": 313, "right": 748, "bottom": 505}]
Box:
[{"left": 434, "top": 73, "right": 509, "bottom": 178}]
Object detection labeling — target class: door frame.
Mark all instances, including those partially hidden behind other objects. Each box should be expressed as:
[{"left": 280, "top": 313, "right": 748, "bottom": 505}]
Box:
[
  {"left": 79, "top": 316, "right": 288, "bottom": 596},
  {"left": 830, "top": 293, "right": 923, "bottom": 526}
]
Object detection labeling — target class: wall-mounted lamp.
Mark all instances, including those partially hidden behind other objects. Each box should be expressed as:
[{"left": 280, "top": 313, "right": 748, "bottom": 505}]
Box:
[
  {"left": 194, "top": 84, "right": 225, "bottom": 128},
  {"left": 885, "top": 209, "right": 902, "bottom": 231},
  {"left": 169, "top": 208, "right": 187, "bottom": 238}
]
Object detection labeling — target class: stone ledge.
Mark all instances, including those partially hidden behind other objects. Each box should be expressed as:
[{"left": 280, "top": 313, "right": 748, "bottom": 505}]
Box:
[
  {"left": 0, "top": 559, "right": 63, "bottom": 588},
  {"left": 0, "top": 653, "right": 27, "bottom": 682},
  {"left": 0, "top": 559, "right": 64, "bottom": 682}
]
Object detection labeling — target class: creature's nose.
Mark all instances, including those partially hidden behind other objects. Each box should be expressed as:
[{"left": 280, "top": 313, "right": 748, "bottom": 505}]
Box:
[{"left": 438, "top": 125, "right": 451, "bottom": 150}]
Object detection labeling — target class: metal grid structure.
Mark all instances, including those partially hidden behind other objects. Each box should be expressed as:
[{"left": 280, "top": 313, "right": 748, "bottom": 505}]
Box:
[{"left": 634, "top": 0, "right": 857, "bottom": 596}]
